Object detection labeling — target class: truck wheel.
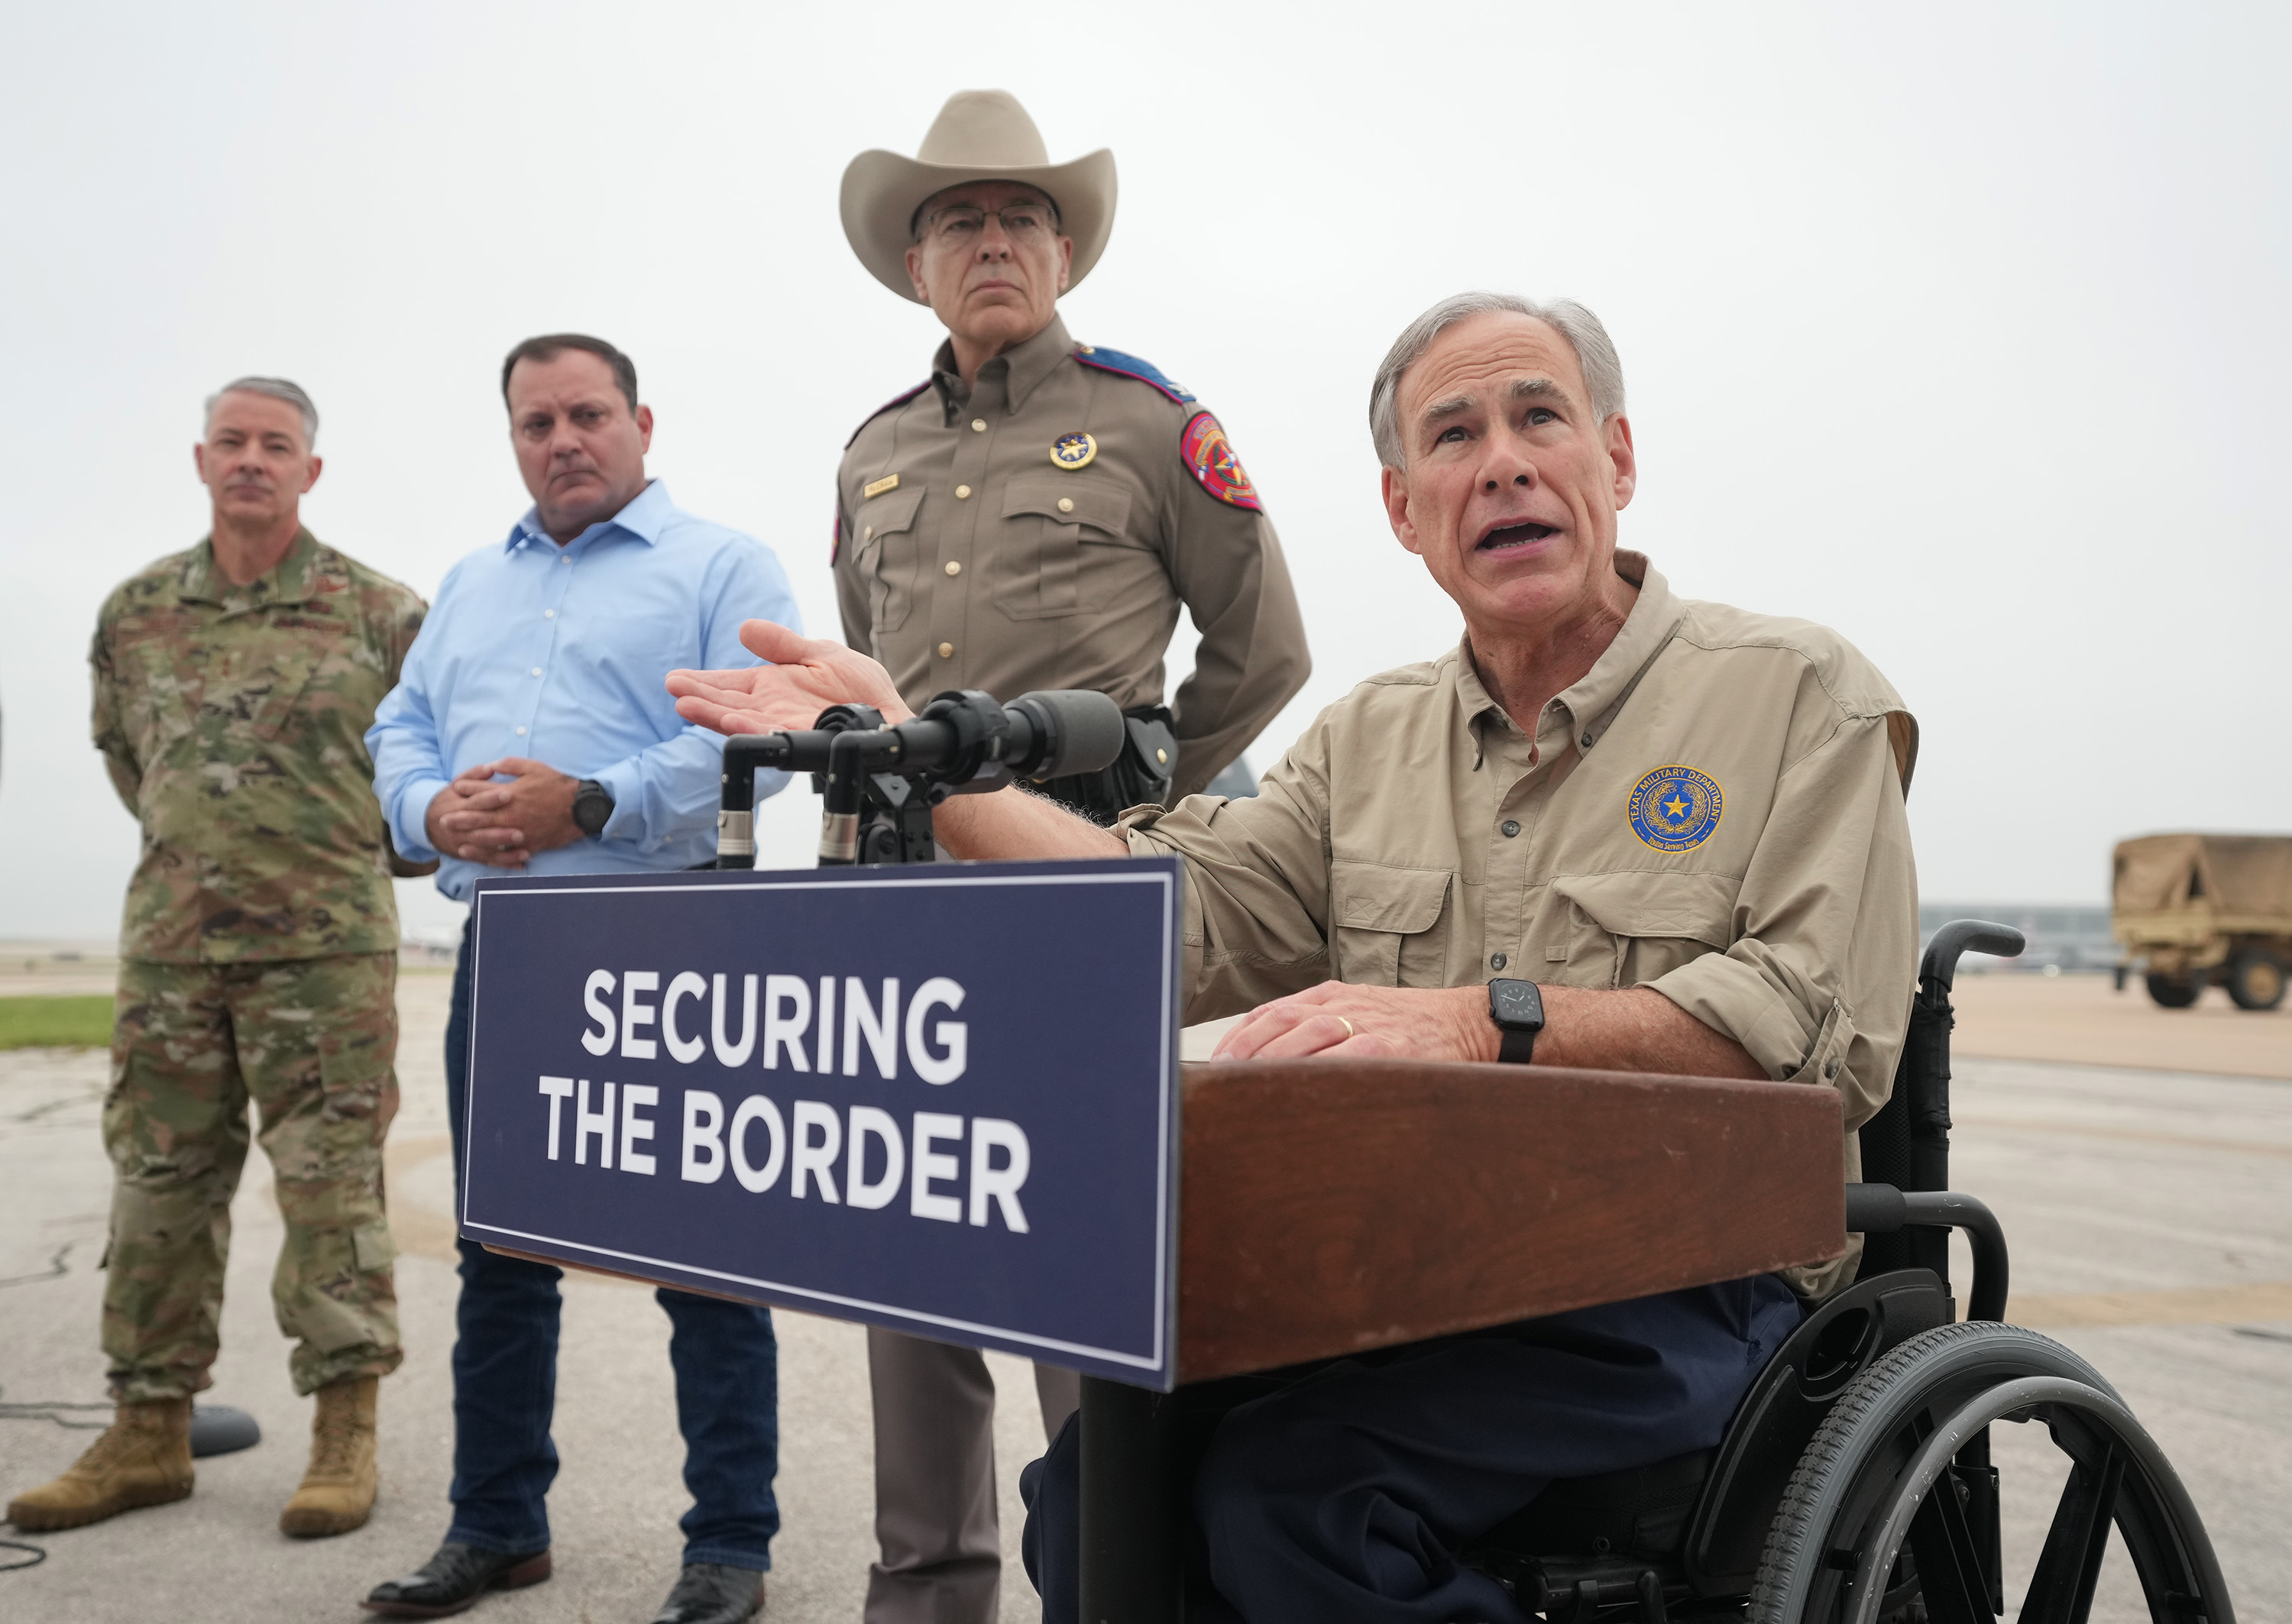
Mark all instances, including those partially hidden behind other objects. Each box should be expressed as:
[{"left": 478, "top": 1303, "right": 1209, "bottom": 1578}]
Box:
[
  {"left": 2226, "top": 949, "right": 2287, "bottom": 1011},
  {"left": 2145, "top": 973, "right": 2201, "bottom": 1008}
]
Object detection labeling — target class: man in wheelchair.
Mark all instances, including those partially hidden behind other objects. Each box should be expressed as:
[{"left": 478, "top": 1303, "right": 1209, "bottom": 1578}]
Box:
[{"left": 669, "top": 294, "right": 2228, "bottom": 1622}]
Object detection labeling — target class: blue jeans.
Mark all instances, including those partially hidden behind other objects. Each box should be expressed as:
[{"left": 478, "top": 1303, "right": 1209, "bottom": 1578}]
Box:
[
  {"left": 443, "top": 923, "right": 781, "bottom": 1569},
  {"left": 1021, "top": 1276, "right": 1802, "bottom": 1622}
]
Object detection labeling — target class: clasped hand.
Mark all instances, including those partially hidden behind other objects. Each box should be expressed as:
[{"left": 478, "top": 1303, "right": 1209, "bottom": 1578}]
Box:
[{"left": 422, "top": 759, "right": 584, "bottom": 869}]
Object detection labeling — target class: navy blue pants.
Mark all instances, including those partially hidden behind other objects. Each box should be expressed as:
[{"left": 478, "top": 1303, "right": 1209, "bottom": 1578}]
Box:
[
  {"left": 1021, "top": 1276, "right": 1801, "bottom": 1622},
  {"left": 442, "top": 924, "right": 782, "bottom": 1569}
]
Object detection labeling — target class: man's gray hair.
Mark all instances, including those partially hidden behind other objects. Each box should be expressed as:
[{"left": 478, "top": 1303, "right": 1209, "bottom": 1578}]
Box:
[
  {"left": 204, "top": 376, "right": 319, "bottom": 447},
  {"left": 1368, "top": 293, "right": 1624, "bottom": 470}
]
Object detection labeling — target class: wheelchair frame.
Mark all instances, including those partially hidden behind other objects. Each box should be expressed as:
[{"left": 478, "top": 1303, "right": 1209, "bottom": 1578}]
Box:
[{"left": 1082, "top": 922, "right": 2239, "bottom": 1623}]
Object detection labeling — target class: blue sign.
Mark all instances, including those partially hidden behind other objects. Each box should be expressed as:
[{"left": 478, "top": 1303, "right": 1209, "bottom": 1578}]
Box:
[{"left": 459, "top": 858, "right": 1185, "bottom": 1388}]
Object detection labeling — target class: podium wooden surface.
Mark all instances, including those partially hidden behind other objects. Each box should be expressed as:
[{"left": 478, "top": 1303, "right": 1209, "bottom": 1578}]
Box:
[{"left": 1174, "top": 1057, "right": 1846, "bottom": 1382}]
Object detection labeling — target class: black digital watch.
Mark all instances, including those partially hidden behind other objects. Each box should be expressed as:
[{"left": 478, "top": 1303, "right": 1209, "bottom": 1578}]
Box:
[
  {"left": 571, "top": 778, "right": 615, "bottom": 839},
  {"left": 1487, "top": 978, "right": 1546, "bottom": 1065}
]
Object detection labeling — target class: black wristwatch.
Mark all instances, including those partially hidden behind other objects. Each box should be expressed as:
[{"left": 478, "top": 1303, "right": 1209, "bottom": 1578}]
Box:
[
  {"left": 571, "top": 778, "right": 615, "bottom": 839},
  {"left": 1488, "top": 979, "right": 1546, "bottom": 1065}
]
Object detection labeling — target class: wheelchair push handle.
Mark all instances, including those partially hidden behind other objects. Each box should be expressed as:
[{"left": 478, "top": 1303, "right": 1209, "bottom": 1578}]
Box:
[
  {"left": 1844, "top": 1183, "right": 2009, "bottom": 1323},
  {"left": 1920, "top": 919, "right": 2026, "bottom": 989}
]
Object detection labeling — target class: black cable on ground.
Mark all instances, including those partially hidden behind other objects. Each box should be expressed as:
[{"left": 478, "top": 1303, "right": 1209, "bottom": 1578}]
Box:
[{"left": 0, "top": 1538, "right": 44, "bottom": 1573}]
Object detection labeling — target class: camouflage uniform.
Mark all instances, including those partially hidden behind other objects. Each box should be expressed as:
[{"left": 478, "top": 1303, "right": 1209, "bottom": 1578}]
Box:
[{"left": 89, "top": 530, "right": 426, "bottom": 1402}]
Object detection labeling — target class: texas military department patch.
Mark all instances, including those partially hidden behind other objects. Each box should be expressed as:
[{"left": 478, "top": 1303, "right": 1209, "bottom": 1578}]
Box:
[
  {"left": 1180, "top": 411, "right": 1261, "bottom": 512},
  {"left": 1051, "top": 431, "right": 1098, "bottom": 470},
  {"left": 1628, "top": 765, "right": 1724, "bottom": 852}
]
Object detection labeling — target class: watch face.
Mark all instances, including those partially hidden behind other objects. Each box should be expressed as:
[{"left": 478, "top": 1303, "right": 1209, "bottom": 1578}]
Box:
[{"left": 1490, "top": 979, "right": 1544, "bottom": 1029}]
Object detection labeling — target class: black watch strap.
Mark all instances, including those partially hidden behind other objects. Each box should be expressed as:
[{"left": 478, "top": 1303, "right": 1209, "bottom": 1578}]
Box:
[
  {"left": 1488, "top": 978, "right": 1546, "bottom": 1066},
  {"left": 571, "top": 778, "right": 614, "bottom": 837}
]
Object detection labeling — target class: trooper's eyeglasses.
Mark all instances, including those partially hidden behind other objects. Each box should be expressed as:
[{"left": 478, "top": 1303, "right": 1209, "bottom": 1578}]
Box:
[{"left": 918, "top": 204, "right": 1060, "bottom": 246}]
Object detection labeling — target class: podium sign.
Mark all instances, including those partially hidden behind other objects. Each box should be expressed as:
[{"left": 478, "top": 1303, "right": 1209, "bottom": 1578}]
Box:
[{"left": 460, "top": 858, "right": 1185, "bottom": 1387}]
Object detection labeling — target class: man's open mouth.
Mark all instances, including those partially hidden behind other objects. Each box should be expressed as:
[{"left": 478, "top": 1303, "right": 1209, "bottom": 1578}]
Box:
[{"left": 1476, "top": 522, "right": 1558, "bottom": 552}]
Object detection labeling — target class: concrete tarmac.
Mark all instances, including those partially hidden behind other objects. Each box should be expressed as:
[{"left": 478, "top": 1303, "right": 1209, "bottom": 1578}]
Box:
[{"left": 2, "top": 969, "right": 2286, "bottom": 1621}]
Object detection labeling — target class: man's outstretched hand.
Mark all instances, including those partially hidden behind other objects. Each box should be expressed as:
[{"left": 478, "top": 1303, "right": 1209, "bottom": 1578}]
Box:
[{"left": 668, "top": 620, "right": 909, "bottom": 737}]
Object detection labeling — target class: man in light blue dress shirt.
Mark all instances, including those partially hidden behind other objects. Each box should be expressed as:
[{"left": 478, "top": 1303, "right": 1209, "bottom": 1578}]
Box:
[{"left": 361, "top": 335, "right": 798, "bottom": 1624}]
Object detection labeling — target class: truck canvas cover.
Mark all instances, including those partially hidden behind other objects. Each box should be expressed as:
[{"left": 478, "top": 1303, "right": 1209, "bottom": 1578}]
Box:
[{"left": 2112, "top": 833, "right": 2292, "bottom": 915}]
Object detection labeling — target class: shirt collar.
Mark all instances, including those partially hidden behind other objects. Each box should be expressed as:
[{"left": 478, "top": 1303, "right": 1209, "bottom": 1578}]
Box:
[
  {"left": 506, "top": 477, "right": 672, "bottom": 553},
  {"left": 180, "top": 527, "right": 320, "bottom": 608},
  {"left": 1449, "top": 549, "right": 1685, "bottom": 754},
  {"left": 930, "top": 311, "right": 1074, "bottom": 418}
]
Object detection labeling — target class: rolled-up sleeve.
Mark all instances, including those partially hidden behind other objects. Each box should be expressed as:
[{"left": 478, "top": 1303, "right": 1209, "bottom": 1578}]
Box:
[
  {"left": 589, "top": 539, "right": 804, "bottom": 849},
  {"left": 1643, "top": 710, "right": 1918, "bottom": 1128},
  {"left": 1115, "top": 712, "right": 1338, "bottom": 1022}
]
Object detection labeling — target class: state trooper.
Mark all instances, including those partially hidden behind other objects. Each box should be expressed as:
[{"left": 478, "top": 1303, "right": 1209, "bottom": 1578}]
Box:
[
  {"left": 10, "top": 378, "right": 427, "bottom": 1541},
  {"left": 668, "top": 290, "right": 1921, "bottom": 1622},
  {"left": 830, "top": 89, "right": 1311, "bottom": 1621}
]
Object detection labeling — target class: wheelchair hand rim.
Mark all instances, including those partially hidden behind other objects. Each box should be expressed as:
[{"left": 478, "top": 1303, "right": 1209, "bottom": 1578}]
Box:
[{"left": 1846, "top": 1373, "right": 2234, "bottom": 1624}]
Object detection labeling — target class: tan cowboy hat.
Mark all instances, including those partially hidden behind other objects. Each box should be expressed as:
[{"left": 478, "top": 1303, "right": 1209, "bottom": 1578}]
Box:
[{"left": 840, "top": 90, "right": 1117, "bottom": 302}]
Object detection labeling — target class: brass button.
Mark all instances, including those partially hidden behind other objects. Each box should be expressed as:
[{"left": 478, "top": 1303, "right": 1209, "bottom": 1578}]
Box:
[
  {"left": 944, "top": 561, "right": 962, "bottom": 576},
  {"left": 1155, "top": 749, "right": 1168, "bottom": 764},
  {"left": 971, "top": 418, "right": 987, "bottom": 432},
  {"left": 862, "top": 525, "right": 873, "bottom": 542},
  {"left": 955, "top": 484, "right": 972, "bottom": 500},
  {"left": 1057, "top": 497, "right": 1075, "bottom": 513},
  {"left": 937, "top": 642, "right": 954, "bottom": 658}
]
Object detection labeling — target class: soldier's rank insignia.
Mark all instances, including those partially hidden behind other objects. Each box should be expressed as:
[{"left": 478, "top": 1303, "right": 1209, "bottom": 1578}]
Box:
[
  {"left": 1180, "top": 412, "right": 1261, "bottom": 511},
  {"left": 1050, "top": 432, "right": 1098, "bottom": 470},
  {"left": 1627, "top": 765, "right": 1724, "bottom": 852}
]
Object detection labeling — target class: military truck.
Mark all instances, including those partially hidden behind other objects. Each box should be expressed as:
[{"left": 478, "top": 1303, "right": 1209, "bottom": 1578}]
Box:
[{"left": 2112, "top": 833, "right": 2292, "bottom": 1009}]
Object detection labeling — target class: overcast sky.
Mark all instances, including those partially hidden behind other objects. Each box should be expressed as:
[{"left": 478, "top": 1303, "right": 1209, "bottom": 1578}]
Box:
[{"left": 3, "top": 2, "right": 2286, "bottom": 945}]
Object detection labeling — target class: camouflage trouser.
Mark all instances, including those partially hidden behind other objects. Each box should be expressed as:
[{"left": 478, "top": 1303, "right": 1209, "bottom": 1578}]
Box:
[{"left": 102, "top": 953, "right": 404, "bottom": 1402}]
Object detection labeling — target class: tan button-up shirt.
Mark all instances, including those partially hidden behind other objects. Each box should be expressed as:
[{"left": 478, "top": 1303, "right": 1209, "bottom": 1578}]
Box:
[
  {"left": 834, "top": 314, "right": 1310, "bottom": 798},
  {"left": 1119, "top": 553, "right": 1918, "bottom": 1296}
]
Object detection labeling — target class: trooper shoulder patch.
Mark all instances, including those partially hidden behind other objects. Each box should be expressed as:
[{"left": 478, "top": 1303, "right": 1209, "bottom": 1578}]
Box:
[
  {"left": 843, "top": 381, "right": 931, "bottom": 449},
  {"left": 1074, "top": 345, "right": 1196, "bottom": 404},
  {"left": 1180, "top": 411, "right": 1261, "bottom": 512}
]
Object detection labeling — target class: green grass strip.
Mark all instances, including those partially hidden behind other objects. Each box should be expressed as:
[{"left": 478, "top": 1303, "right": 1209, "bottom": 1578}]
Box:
[{"left": 0, "top": 995, "right": 115, "bottom": 1050}]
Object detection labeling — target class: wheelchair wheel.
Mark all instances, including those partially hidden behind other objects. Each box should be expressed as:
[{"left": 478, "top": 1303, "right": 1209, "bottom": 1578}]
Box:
[{"left": 1749, "top": 1323, "right": 2232, "bottom": 1624}]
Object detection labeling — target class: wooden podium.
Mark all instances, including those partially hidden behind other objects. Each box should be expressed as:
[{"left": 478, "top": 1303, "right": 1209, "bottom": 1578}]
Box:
[
  {"left": 1080, "top": 1056, "right": 1846, "bottom": 1619},
  {"left": 488, "top": 1054, "right": 1846, "bottom": 1615}
]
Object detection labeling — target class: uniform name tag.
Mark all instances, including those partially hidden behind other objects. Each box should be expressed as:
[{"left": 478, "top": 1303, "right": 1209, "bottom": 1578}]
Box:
[{"left": 863, "top": 474, "right": 902, "bottom": 500}]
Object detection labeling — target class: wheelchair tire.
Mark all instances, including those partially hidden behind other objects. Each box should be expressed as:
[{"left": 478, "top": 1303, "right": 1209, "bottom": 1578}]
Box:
[
  {"left": 1747, "top": 1322, "right": 2233, "bottom": 1624},
  {"left": 2224, "top": 949, "right": 2287, "bottom": 1011},
  {"left": 2145, "top": 972, "right": 2202, "bottom": 1009}
]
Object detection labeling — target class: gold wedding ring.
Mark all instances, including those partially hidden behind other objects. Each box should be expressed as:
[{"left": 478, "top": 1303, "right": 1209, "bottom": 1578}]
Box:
[{"left": 1339, "top": 1016, "right": 1356, "bottom": 1039}]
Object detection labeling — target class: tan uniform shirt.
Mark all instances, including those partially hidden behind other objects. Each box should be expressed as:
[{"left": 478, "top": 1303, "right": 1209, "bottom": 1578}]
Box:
[
  {"left": 1118, "top": 553, "right": 1918, "bottom": 1297},
  {"left": 834, "top": 314, "right": 1310, "bottom": 799},
  {"left": 90, "top": 531, "right": 427, "bottom": 963}
]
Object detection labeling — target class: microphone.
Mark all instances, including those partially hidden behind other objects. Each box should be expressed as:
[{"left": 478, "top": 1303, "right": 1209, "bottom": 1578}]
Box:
[
  {"left": 715, "top": 689, "right": 1126, "bottom": 865},
  {"left": 996, "top": 689, "right": 1128, "bottom": 782}
]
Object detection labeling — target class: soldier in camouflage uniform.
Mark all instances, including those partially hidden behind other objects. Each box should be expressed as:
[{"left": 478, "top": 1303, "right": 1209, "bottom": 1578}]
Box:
[{"left": 6, "top": 377, "right": 428, "bottom": 1542}]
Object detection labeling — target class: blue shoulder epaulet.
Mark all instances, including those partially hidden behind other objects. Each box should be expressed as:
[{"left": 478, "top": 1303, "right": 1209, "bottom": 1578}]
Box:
[
  {"left": 1073, "top": 345, "right": 1196, "bottom": 404},
  {"left": 845, "top": 381, "right": 931, "bottom": 448}
]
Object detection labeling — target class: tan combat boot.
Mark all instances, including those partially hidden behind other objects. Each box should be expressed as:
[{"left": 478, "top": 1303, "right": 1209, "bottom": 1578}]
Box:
[
  {"left": 6, "top": 1397, "right": 194, "bottom": 1530},
  {"left": 280, "top": 1376, "right": 378, "bottom": 1538}
]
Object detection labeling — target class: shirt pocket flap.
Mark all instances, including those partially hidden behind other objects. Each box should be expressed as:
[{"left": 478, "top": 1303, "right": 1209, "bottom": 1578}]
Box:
[
  {"left": 1002, "top": 477, "right": 1133, "bottom": 538},
  {"left": 1550, "top": 870, "right": 1737, "bottom": 946},
  {"left": 858, "top": 485, "right": 926, "bottom": 545},
  {"left": 1332, "top": 861, "right": 1453, "bottom": 934}
]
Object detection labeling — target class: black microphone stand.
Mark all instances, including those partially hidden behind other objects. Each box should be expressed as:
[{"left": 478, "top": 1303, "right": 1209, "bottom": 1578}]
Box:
[
  {"left": 711, "top": 685, "right": 1178, "bottom": 1618},
  {"left": 715, "top": 691, "right": 1021, "bottom": 871}
]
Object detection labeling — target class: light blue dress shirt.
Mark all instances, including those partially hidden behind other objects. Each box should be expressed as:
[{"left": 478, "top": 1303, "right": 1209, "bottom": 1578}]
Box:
[{"left": 368, "top": 480, "right": 801, "bottom": 901}]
